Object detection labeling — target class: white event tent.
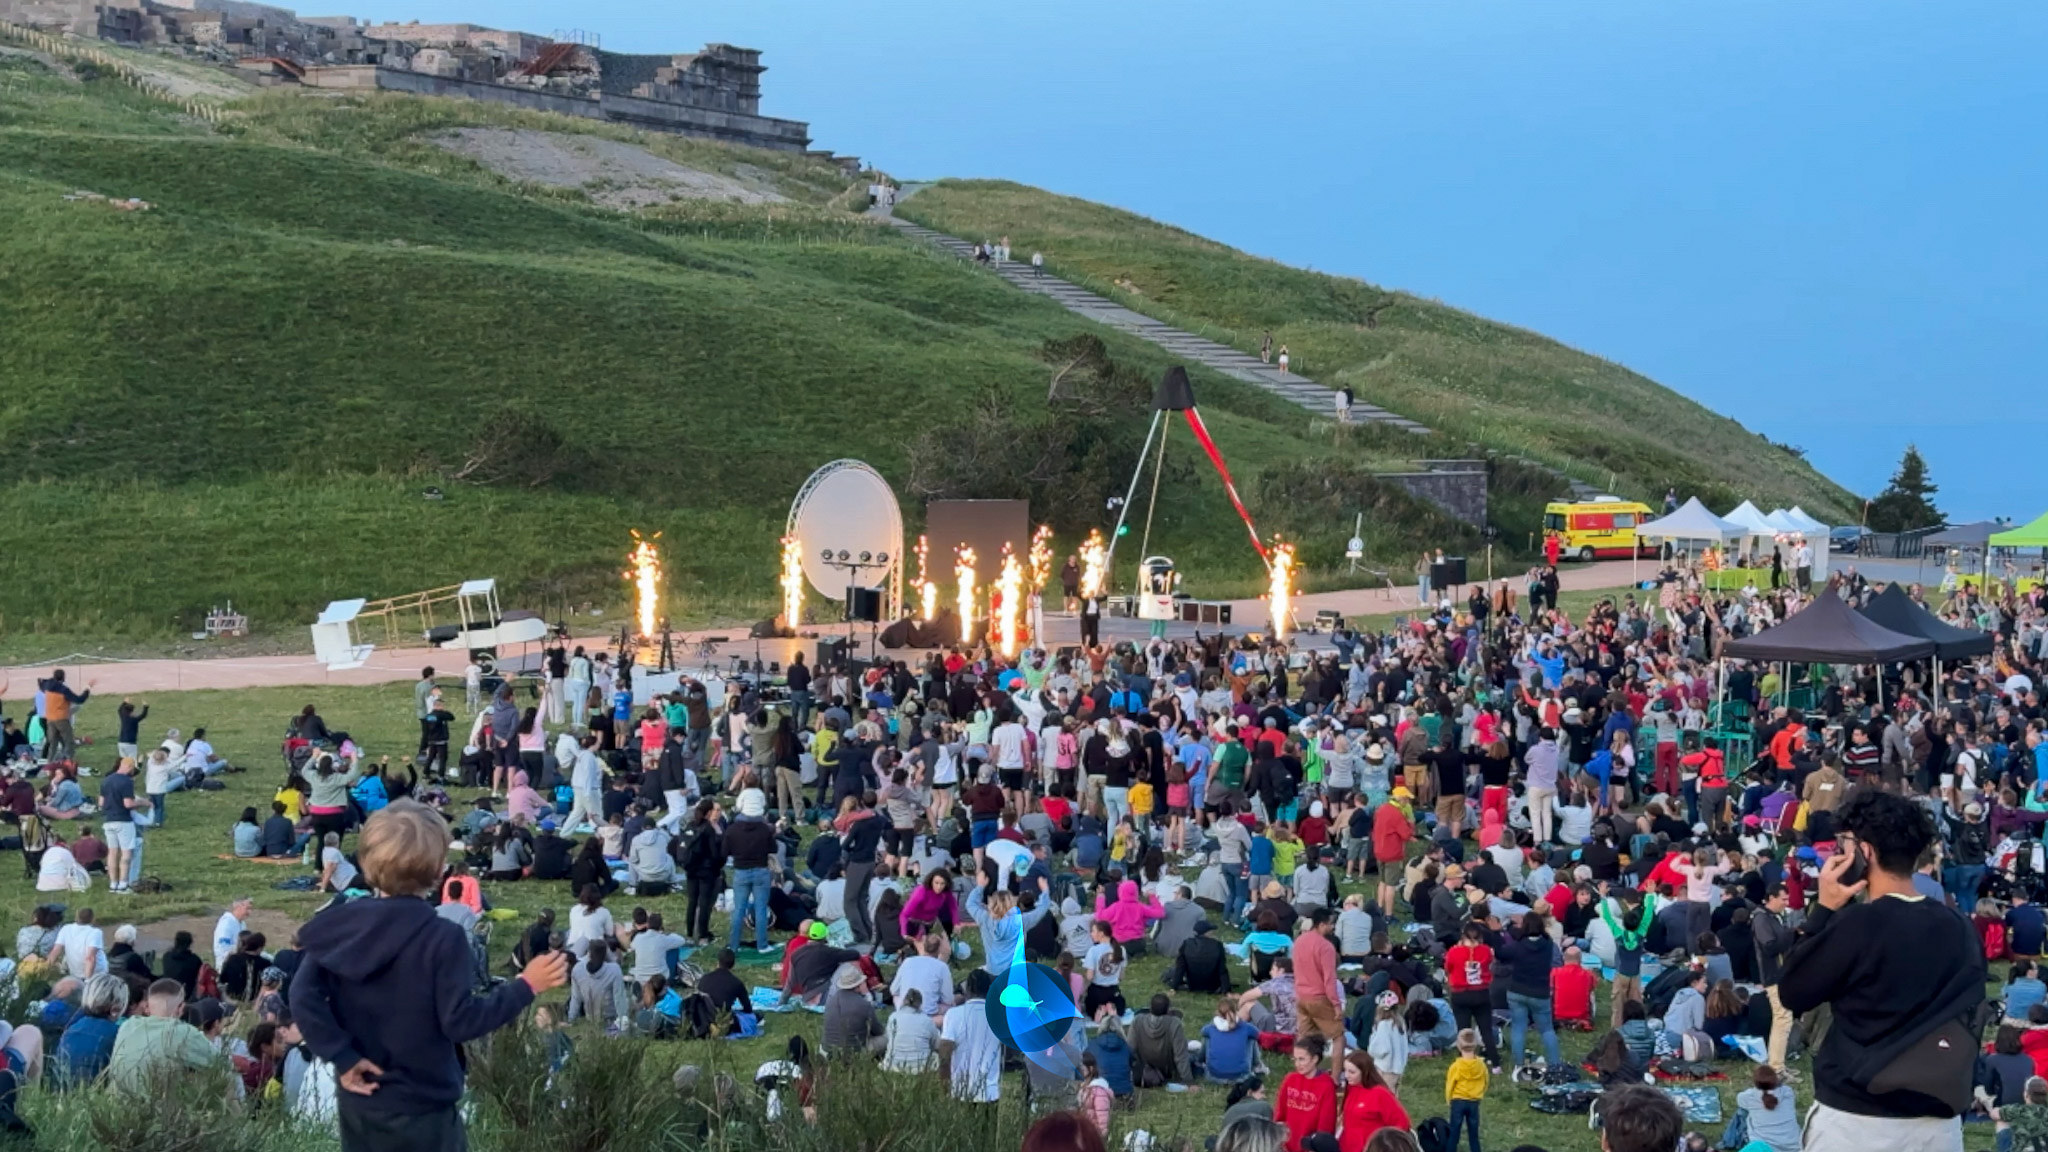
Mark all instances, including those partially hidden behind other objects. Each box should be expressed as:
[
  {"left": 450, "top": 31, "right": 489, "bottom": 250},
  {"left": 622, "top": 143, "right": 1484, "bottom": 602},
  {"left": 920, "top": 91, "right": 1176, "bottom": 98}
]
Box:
[{"left": 1632, "top": 497, "right": 1746, "bottom": 584}]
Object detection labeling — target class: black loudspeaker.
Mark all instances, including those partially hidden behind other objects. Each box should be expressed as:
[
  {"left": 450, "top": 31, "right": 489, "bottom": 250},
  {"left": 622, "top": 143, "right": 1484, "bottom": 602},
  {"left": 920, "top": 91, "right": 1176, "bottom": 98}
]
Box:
[
  {"left": 1430, "top": 558, "right": 1468, "bottom": 588},
  {"left": 817, "top": 638, "right": 850, "bottom": 667},
  {"left": 845, "top": 587, "right": 883, "bottom": 623}
]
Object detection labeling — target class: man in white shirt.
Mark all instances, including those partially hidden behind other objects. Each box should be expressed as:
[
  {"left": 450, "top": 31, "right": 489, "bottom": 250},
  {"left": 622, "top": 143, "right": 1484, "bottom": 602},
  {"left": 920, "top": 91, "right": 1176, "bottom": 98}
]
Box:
[
  {"left": 937, "top": 970, "right": 1002, "bottom": 1102},
  {"left": 991, "top": 717, "right": 1030, "bottom": 811},
  {"left": 213, "top": 897, "right": 250, "bottom": 970},
  {"left": 183, "top": 728, "right": 229, "bottom": 777},
  {"left": 52, "top": 908, "right": 107, "bottom": 979}
]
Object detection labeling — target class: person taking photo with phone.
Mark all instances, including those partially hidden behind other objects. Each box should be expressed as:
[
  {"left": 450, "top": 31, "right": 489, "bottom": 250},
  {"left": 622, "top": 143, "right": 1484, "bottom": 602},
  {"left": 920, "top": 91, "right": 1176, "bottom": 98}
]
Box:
[{"left": 1779, "top": 789, "right": 1985, "bottom": 1152}]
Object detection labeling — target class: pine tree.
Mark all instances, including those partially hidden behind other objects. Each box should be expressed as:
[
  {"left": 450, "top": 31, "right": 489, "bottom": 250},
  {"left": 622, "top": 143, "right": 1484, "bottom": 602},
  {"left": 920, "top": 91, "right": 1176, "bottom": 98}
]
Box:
[{"left": 1865, "top": 444, "right": 1943, "bottom": 532}]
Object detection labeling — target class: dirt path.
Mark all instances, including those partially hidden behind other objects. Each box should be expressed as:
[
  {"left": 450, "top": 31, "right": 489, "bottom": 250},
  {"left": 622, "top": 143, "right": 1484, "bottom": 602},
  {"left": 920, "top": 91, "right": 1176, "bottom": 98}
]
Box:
[{"left": 430, "top": 127, "right": 787, "bottom": 209}]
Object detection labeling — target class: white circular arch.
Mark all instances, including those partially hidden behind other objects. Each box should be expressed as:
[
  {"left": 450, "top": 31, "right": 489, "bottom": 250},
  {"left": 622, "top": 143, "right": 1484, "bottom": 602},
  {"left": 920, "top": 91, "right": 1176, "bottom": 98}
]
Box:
[{"left": 787, "top": 459, "right": 905, "bottom": 618}]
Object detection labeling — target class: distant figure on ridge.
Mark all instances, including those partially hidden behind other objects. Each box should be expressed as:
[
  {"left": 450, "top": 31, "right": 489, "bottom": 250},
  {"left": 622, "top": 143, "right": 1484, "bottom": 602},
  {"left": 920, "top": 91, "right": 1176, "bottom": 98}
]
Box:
[
  {"left": 1277, "top": 345, "right": 1291, "bottom": 375},
  {"left": 1260, "top": 331, "right": 1273, "bottom": 363}
]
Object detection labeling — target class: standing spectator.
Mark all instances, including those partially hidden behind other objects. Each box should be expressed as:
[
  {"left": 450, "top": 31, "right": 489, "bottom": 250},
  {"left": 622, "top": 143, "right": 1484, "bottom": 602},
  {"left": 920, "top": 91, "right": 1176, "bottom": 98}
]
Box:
[
  {"left": 1751, "top": 883, "right": 1797, "bottom": 1073},
  {"left": 1779, "top": 789, "right": 1985, "bottom": 1151},
  {"left": 290, "top": 801, "right": 570, "bottom": 1152},
  {"left": 98, "top": 758, "right": 140, "bottom": 894},
  {"left": 38, "top": 670, "right": 92, "bottom": 762},
  {"left": 1442, "top": 1029, "right": 1489, "bottom": 1152},
  {"left": 938, "top": 969, "right": 1002, "bottom": 1103},
  {"left": 1444, "top": 922, "right": 1502, "bottom": 1069},
  {"left": 1292, "top": 907, "right": 1347, "bottom": 1081},
  {"left": 1499, "top": 911, "right": 1562, "bottom": 1067}
]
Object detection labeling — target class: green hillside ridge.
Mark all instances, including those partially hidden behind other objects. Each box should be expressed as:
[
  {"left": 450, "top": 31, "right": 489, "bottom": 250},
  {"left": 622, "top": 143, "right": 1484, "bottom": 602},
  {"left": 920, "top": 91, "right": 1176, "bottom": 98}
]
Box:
[
  {"left": 898, "top": 180, "right": 1858, "bottom": 519},
  {"left": 0, "top": 52, "right": 1493, "bottom": 647}
]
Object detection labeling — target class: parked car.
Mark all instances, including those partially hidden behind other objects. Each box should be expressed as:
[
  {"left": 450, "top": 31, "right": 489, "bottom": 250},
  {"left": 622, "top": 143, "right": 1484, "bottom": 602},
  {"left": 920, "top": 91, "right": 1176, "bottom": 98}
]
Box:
[{"left": 1829, "top": 525, "right": 1873, "bottom": 554}]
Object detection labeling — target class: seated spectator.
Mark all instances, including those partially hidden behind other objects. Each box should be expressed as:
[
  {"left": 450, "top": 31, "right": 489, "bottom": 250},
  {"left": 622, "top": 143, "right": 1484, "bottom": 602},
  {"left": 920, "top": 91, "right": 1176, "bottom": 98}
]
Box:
[
  {"left": 52, "top": 974, "right": 127, "bottom": 1088},
  {"left": 1202, "top": 999, "right": 1261, "bottom": 1083},
  {"left": 1552, "top": 945, "right": 1597, "bottom": 1029},
  {"left": 1084, "top": 1013, "right": 1135, "bottom": 1099},
  {"left": 107, "top": 979, "right": 217, "bottom": 1095},
  {"left": 1165, "top": 920, "right": 1233, "bottom": 994},
  {"left": 821, "top": 963, "right": 882, "bottom": 1057},
  {"left": 259, "top": 802, "right": 299, "bottom": 859},
  {"left": 232, "top": 808, "right": 263, "bottom": 858},
  {"left": 1131, "top": 993, "right": 1193, "bottom": 1087},
  {"left": 880, "top": 988, "right": 938, "bottom": 1072},
  {"left": 36, "top": 830, "right": 91, "bottom": 893}
]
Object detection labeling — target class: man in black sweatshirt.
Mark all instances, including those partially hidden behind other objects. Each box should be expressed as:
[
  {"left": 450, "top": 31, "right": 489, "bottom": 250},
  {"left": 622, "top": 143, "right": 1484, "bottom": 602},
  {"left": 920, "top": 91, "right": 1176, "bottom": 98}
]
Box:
[
  {"left": 1779, "top": 789, "right": 1983, "bottom": 1152},
  {"left": 292, "top": 801, "right": 568, "bottom": 1152}
]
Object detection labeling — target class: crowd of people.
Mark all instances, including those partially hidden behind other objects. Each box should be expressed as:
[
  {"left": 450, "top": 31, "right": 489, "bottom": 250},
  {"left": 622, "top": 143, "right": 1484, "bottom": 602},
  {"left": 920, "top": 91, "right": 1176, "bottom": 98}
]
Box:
[{"left": 3, "top": 562, "right": 2046, "bottom": 1152}]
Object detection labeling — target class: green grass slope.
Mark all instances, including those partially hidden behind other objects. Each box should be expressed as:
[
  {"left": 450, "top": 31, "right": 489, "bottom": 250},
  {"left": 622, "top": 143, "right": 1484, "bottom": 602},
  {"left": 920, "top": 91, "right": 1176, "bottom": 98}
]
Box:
[
  {"left": 898, "top": 180, "right": 1859, "bottom": 518},
  {"left": 0, "top": 54, "right": 1486, "bottom": 646}
]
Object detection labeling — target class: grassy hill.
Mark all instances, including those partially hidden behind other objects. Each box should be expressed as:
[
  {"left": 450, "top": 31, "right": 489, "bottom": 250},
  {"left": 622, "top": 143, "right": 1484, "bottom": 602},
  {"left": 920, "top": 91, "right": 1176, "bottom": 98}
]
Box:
[
  {"left": 0, "top": 47, "right": 1501, "bottom": 648},
  {"left": 898, "top": 180, "right": 1859, "bottom": 519}
]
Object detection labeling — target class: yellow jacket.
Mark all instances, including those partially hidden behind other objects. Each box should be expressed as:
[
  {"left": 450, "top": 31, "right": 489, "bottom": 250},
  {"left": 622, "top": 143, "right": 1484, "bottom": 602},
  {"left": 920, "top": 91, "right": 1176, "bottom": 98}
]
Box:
[{"left": 1445, "top": 1055, "right": 1489, "bottom": 1102}]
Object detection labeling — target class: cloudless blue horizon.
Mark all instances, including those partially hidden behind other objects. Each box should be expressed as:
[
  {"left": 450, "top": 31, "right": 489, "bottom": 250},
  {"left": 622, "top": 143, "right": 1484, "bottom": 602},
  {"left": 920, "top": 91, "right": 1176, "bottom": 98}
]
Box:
[{"left": 364, "top": 0, "right": 2040, "bottom": 520}]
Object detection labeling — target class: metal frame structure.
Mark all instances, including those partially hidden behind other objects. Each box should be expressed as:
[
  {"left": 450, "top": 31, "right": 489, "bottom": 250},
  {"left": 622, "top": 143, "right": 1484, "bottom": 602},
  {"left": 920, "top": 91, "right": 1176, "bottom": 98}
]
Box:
[{"left": 787, "top": 459, "right": 905, "bottom": 621}]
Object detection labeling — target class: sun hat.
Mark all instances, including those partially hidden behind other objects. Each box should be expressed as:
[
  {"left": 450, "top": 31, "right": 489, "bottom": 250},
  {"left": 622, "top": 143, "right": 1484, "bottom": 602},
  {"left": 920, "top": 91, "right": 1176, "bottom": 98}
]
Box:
[
  {"left": 833, "top": 963, "right": 865, "bottom": 992},
  {"left": 1391, "top": 785, "right": 1412, "bottom": 800}
]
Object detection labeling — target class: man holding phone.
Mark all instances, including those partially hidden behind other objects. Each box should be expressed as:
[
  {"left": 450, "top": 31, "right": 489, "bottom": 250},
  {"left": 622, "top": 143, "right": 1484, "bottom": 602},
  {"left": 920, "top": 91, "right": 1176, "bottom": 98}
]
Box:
[{"left": 1779, "top": 790, "right": 1984, "bottom": 1152}]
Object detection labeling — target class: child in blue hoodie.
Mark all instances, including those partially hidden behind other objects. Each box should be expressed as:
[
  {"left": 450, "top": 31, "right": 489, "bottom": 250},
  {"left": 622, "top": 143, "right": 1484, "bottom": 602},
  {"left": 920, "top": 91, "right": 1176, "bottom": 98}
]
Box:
[{"left": 292, "top": 800, "right": 569, "bottom": 1152}]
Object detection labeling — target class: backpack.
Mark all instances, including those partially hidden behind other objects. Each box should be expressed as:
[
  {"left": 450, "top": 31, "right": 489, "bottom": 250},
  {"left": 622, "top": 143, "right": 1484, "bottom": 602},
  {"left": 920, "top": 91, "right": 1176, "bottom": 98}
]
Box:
[
  {"left": 1983, "top": 920, "right": 2009, "bottom": 962},
  {"left": 1642, "top": 965, "right": 1691, "bottom": 1019},
  {"left": 1416, "top": 1116, "right": 1453, "bottom": 1152}
]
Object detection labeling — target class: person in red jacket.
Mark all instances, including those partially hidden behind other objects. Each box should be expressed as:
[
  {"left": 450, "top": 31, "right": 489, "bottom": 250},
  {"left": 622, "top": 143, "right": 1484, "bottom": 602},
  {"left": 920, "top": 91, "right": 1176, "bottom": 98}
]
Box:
[
  {"left": 1336, "top": 1048, "right": 1410, "bottom": 1152},
  {"left": 1273, "top": 1034, "right": 1339, "bottom": 1152},
  {"left": 1444, "top": 921, "right": 1502, "bottom": 1069},
  {"left": 1551, "top": 945, "right": 1597, "bottom": 1029},
  {"left": 1371, "top": 791, "right": 1416, "bottom": 919}
]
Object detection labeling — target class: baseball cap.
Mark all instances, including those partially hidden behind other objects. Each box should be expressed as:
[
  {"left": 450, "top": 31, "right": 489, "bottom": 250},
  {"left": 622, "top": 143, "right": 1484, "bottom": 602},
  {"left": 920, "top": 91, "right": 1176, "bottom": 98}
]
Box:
[{"left": 806, "top": 921, "right": 828, "bottom": 941}]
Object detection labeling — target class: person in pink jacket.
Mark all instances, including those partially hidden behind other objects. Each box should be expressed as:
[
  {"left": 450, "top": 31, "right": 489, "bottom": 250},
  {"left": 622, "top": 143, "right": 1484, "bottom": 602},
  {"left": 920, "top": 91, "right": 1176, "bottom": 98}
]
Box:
[
  {"left": 1095, "top": 879, "right": 1165, "bottom": 953},
  {"left": 899, "top": 870, "right": 960, "bottom": 939}
]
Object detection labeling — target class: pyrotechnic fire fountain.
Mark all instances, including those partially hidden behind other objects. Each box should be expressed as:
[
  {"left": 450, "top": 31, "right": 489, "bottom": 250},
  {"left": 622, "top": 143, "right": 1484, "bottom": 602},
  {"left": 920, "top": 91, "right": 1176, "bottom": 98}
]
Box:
[
  {"left": 1267, "top": 539, "right": 1296, "bottom": 642},
  {"left": 622, "top": 530, "right": 671, "bottom": 672},
  {"left": 993, "top": 544, "right": 1023, "bottom": 658},
  {"left": 1078, "top": 529, "right": 1107, "bottom": 600},
  {"left": 915, "top": 535, "right": 940, "bottom": 623},
  {"left": 779, "top": 535, "right": 804, "bottom": 630},
  {"left": 955, "top": 545, "right": 978, "bottom": 644}
]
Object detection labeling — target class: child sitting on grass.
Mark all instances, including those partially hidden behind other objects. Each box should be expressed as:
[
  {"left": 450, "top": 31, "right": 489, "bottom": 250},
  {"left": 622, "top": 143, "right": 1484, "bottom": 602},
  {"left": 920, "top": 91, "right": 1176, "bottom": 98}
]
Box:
[{"left": 292, "top": 800, "right": 569, "bottom": 1152}]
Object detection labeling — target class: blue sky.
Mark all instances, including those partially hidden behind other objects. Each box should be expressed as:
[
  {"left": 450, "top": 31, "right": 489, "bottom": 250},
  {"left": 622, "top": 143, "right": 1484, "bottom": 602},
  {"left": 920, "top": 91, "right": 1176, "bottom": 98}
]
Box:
[{"left": 378, "top": 0, "right": 2041, "bottom": 520}]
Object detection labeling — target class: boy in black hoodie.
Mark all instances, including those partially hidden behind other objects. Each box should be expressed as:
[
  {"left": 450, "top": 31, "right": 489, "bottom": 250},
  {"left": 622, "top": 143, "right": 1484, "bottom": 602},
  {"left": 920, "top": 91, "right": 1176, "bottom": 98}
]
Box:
[{"left": 291, "top": 800, "right": 568, "bottom": 1152}]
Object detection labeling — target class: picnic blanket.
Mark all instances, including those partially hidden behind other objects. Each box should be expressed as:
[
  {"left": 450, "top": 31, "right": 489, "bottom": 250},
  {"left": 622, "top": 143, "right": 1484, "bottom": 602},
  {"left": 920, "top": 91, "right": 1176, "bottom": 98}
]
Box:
[
  {"left": 750, "top": 988, "right": 823, "bottom": 1015},
  {"left": 216, "top": 855, "right": 302, "bottom": 866}
]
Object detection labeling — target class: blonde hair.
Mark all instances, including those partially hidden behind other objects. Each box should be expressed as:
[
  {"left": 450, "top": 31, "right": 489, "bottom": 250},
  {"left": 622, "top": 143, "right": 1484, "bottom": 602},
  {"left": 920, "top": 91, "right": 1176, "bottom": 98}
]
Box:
[
  {"left": 358, "top": 799, "right": 452, "bottom": 896},
  {"left": 1455, "top": 1028, "right": 1479, "bottom": 1054}
]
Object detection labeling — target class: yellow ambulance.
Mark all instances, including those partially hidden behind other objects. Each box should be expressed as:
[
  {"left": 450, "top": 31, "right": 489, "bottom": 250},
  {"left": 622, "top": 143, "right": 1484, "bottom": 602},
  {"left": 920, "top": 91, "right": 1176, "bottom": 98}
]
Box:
[{"left": 1542, "top": 497, "right": 1656, "bottom": 561}]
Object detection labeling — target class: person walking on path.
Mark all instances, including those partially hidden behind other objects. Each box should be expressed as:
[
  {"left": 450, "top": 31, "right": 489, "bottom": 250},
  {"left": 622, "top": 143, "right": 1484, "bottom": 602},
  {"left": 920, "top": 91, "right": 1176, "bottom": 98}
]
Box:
[
  {"left": 1277, "top": 346, "right": 1291, "bottom": 375},
  {"left": 1261, "top": 332, "right": 1273, "bottom": 363}
]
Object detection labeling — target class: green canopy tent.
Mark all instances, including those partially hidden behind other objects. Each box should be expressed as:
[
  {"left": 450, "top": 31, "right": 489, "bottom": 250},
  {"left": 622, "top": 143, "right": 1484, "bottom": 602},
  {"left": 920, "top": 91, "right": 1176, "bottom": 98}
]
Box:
[{"left": 1989, "top": 511, "right": 2048, "bottom": 548}]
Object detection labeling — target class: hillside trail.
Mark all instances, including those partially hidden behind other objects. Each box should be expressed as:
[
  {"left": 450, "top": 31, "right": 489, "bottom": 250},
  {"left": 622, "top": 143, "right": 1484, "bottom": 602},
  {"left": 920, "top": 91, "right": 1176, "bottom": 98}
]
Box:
[
  {"left": 868, "top": 187, "right": 1426, "bottom": 433},
  {"left": 868, "top": 185, "right": 1608, "bottom": 503},
  {"left": 0, "top": 563, "right": 1644, "bottom": 695}
]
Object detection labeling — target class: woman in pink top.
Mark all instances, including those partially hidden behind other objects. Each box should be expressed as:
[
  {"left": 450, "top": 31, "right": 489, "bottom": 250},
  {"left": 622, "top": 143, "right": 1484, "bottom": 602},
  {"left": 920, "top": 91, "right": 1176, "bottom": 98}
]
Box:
[
  {"left": 1670, "top": 846, "right": 1732, "bottom": 903},
  {"left": 637, "top": 710, "right": 667, "bottom": 771},
  {"left": 899, "top": 870, "right": 959, "bottom": 939},
  {"left": 1094, "top": 879, "right": 1164, "bottom": 951}
]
